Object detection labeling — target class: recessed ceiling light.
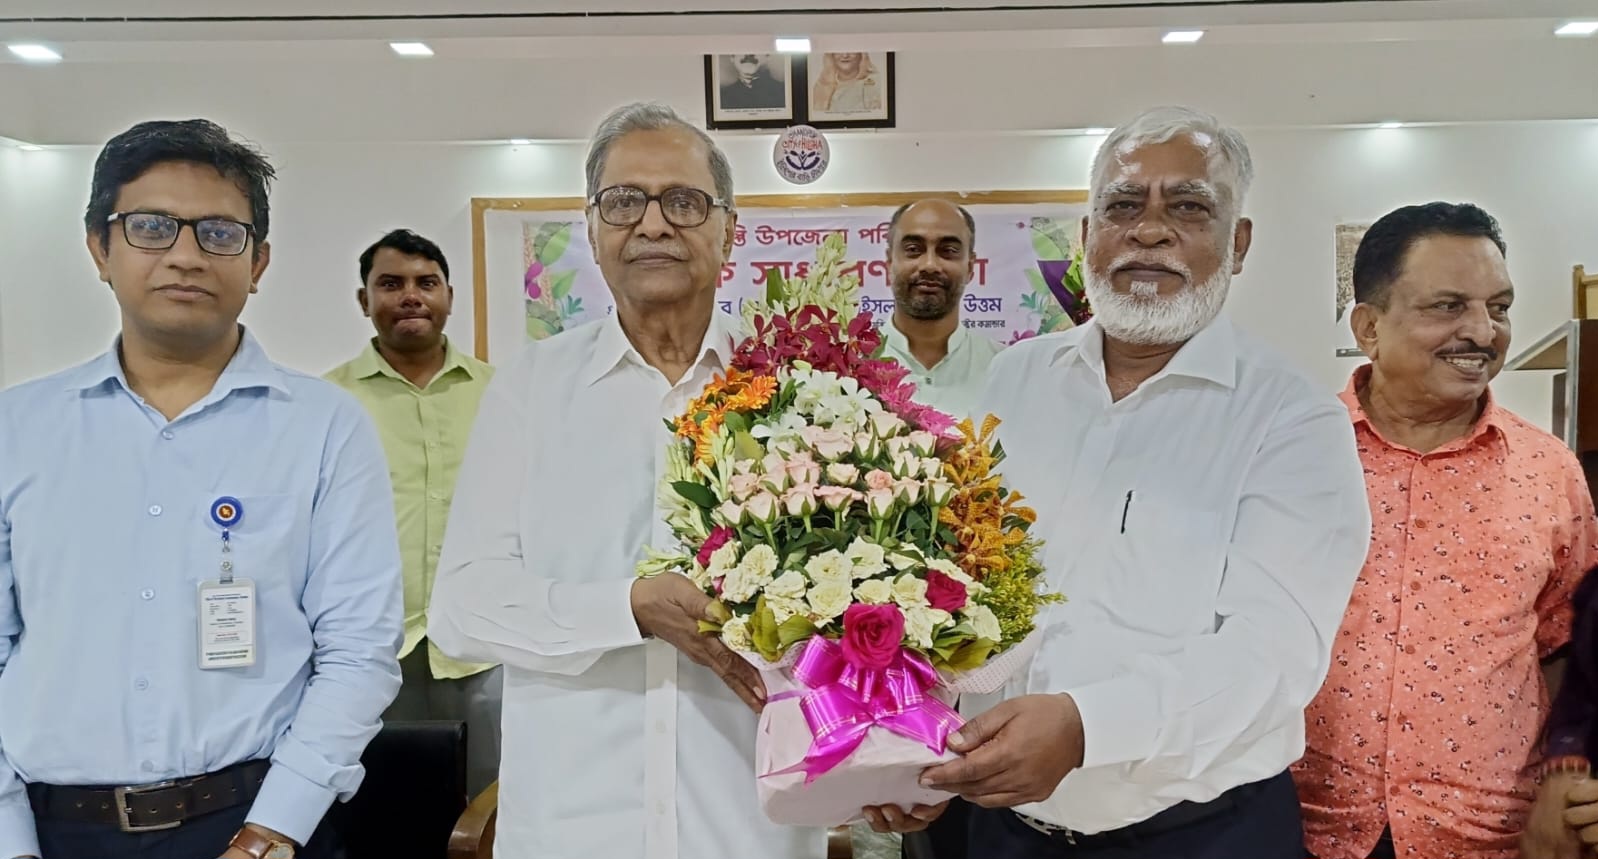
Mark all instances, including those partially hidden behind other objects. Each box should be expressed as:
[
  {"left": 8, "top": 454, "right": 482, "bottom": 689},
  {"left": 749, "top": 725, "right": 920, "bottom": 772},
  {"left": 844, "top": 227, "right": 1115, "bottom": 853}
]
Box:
[
  {"left": 8, "top": 44, "right": 62, "bottom": 62},
  {"left": 17, "top": 143, "right": 41, "bottom": 151},
  {"left": 1378, "top": 121, "right": 1404, "bottom": 129},
  {"left": 1555, "top": 21, "right": 1598, "bottom": 37},
  {"left": 389, "top": 42, "right": 434, "bottom": 57},
  {"left": 775, "top": 38, "right": 811, "bottom": 53},
  {"left": 1162, "top": 30, "right": 1205, "bottom": 44},
  {"left": 509, "top": 138, "right": 532, "bottom": 146}
]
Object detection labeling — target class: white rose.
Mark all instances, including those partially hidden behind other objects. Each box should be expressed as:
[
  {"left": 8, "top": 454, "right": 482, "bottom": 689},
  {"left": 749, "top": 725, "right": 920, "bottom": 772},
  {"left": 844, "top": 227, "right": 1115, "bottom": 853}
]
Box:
[
  {"left": 804, "top": 550, "right": 854, "bottom": 586},
  {"left": 844, "top": 538, "right": 887, "bottom": 579},
  {"left": 688, "top": 560, "right": 713, "bottom": 590},
  {"left": 720, "top": 564, "right": 761, "bottom": 603},
  {"left": 767, "top": 570, "right": 807, "bottom": 600},
  {"left": 892, "top": 573, "right": 929, "bottom": 609},
  {"left": 742, "top": 544, "right": 779, "bottom": 581},
  {"left": 769, "top": 595, "right": 807, "bottom": 624},
  {"left": 707, "top": 543, "right": 741, "bottom": 577},
  {"left": 887, "top": 548, "right": 922, "bottom": 572},
  {"left": 807, "top": 580, "right": 853, "bottom": 622},
  {"left": 855, "top": 578, "right": 893, "bottom": 605},
  {"left": 903, "top": 605, "right": 951, "bottom": 649},
  {"left": 721, "top": 616, "right": 754, "bottom": 652},
  {"left": 967, "top": 604, "right": 1003, "bottom": 643}
]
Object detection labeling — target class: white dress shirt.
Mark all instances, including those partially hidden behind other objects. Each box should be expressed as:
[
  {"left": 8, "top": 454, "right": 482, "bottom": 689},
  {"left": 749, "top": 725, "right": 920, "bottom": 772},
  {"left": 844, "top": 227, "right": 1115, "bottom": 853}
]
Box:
[
  {"left": 879, "top": 318, "right": 1002, "bottom": 420},
  {"left": 976, "top": 315, "right": 1370, "bottom": 834},
  {"left": 430, "top": 312, "right": 824, "bottom": 859}
]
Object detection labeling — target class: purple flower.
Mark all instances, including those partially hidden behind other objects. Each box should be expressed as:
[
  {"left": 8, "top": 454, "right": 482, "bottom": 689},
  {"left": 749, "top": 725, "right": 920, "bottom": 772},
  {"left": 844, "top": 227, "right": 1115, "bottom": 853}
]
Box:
[{"left": 524, "top": 261, "right": 545, "bottom": 300}]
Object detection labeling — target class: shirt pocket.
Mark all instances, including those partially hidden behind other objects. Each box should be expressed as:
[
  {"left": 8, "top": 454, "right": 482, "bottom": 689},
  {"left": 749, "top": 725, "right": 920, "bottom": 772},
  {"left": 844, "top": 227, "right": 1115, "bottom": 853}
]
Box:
[
  {"left": 1100, "top": 494, "right": 1228, "bottom": 637},
  {"left": 195, "top": 493, "right": 304, "bottom": 596}
]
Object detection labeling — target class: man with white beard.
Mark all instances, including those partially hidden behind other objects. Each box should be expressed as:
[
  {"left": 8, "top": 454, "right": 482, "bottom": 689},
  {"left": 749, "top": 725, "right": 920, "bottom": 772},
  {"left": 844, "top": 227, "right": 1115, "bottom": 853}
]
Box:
[{"left": 917, "top": 106, "right": 1372, "bottom": 859}]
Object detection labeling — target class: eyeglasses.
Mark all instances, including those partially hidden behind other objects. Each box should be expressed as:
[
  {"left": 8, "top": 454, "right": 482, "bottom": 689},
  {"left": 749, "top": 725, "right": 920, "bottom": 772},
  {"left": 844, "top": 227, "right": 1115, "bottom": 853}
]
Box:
[
  {"left": 589, "top": 185, "right": 730, "bottom": 229},
  {"left": 108, "top": 212, "right": 256, "bottom": 257}
]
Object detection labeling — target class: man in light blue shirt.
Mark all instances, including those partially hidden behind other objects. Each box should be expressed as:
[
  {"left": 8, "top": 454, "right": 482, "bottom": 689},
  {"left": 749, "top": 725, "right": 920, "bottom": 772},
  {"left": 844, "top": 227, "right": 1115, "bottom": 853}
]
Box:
[{"left": 0, "top": 119, "right": 402, "bottom": 859}]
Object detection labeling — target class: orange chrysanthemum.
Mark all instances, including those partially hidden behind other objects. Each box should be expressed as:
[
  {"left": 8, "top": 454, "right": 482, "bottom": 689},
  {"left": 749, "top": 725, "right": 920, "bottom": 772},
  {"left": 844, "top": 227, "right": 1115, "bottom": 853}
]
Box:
[{"left": 673, "top": 369, "right": 778, "bottom": 463}]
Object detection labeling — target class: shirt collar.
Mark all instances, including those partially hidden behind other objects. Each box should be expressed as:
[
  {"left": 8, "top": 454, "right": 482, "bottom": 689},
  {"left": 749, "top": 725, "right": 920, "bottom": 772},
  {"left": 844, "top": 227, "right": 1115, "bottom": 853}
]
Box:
[
  {"left": 582, "top": 310, "right": 738, "bottom": 387},
  {"left": 882, "top": 316, "right": 968, "bottom": 370},
  {"left": 1048, "top": 315, "right": 1238, "bottom": 390},
  {"left": 348, "top": 336, "right": 482, "bottom": 386},
  {"left": 1341, "top": 363, "right": 1510, "bottom": 452},
  {"left": 65, "top": 326, "right": 289, "bottom": 397}
]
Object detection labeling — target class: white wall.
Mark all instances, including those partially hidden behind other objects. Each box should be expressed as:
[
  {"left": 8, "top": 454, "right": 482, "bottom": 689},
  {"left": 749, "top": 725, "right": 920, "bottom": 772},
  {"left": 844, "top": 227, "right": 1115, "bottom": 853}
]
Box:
[{"left": 5, "top": 119, "right": 1597, "bottom": 431}]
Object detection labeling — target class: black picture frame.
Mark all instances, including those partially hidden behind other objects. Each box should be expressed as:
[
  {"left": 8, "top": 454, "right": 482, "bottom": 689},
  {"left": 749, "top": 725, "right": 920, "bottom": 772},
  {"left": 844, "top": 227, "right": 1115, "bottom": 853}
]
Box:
[{"left": 704, "top": 53, "right": 806, "bottom": 130}]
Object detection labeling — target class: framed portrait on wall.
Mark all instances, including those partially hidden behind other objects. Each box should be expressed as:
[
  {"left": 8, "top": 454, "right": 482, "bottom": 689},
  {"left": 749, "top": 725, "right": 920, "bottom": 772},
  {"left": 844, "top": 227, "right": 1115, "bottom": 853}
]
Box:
[
  {"left": 805, "top": 51, "right": 894, "bottom": 128},
  {"left": 705, "top": 53, "right": 802, "bottom": 130}
]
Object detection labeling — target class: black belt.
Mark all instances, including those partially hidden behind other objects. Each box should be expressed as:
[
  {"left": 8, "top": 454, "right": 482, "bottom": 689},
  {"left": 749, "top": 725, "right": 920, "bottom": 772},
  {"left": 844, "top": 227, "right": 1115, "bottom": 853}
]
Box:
[
  {"left": 27, "top": 759, "right": 270, "bottom": 833},
  {"left": 1014, "top": 772, "right": 1279, "bottom": 847}
]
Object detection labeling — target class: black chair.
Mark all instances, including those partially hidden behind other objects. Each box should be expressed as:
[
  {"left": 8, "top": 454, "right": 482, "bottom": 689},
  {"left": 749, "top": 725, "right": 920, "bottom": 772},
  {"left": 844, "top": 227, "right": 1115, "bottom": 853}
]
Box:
[{"left": 332, "top": 720, "right": 469, "bottom": 859}]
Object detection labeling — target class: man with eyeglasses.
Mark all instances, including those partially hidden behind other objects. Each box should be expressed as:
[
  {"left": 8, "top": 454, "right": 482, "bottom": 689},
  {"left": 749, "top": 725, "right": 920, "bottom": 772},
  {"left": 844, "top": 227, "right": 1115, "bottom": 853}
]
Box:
[
  {"left": 0, "top": 119, "right": 402, "bottom": 859},
  {"left": 430, "top": 101, "right": 848, "bottom": 857}
]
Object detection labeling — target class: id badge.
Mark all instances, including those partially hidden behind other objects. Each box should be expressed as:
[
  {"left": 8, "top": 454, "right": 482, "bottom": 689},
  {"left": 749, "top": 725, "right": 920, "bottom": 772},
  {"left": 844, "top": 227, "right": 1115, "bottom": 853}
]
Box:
[{"left": 198, "top": 578, "right": 256, "bottom": 669}]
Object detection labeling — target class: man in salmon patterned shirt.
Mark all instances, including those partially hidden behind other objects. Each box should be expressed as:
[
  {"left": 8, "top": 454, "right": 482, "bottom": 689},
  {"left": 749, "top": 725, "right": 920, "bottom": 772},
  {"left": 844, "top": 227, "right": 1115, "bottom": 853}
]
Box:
[{"left": 1295, "top": 201, "right": 1598, "bottom": 859}]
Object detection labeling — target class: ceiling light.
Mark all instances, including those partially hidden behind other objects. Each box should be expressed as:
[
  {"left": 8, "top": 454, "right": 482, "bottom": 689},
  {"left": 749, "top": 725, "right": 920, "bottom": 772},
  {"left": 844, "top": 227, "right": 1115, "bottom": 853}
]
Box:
[
  {"left": 1555, "top": 21, "right": 1598, "bottom": 37},
  {"left": 775, "top": 38, "right": 811, "bottom": 53},
  {"left": 1162, "top": 30, "right": 1204, "bottom": 44},
  {"left": 509, "top": 138, "right": 532, "bottom": 146},
  {"left": 389, "top": 42, "right": 434, "bottom": 57},
  {"left": 1378, "top": 121, "right": 1404, "bottom": 129},
  {"left": 17, "top": 144, "right": 41, "bottom": 151},
  {"left": 8, "top": 44, "right": 62, "bottom": 62}
]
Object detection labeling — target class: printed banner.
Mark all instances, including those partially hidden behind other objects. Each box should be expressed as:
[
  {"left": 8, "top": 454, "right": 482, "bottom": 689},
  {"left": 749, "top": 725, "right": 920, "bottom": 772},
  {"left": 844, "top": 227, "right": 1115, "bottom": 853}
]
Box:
[{"left": 520, "top": 205, "right": 1088, "bottom": 345}]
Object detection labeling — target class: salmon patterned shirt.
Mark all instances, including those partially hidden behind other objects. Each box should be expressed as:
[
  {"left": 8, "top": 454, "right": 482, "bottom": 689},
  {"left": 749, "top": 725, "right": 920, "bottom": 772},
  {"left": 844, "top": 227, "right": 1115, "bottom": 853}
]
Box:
[{"left": 1294, "top": 368, "right": 1598, "bottom": 859}]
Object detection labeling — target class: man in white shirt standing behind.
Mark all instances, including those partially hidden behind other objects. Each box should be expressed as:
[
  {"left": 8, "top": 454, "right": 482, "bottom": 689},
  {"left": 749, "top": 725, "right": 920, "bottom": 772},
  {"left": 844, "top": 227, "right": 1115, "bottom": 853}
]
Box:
[
  {"left": 919, "top": 105, "right": 1372, "bottom": 858},
  {"left": 428, "top": 102, "right": 827, "bottom": 859},
  {"left": 877, "top": 199, "right": 1003, "bottom": 422}
]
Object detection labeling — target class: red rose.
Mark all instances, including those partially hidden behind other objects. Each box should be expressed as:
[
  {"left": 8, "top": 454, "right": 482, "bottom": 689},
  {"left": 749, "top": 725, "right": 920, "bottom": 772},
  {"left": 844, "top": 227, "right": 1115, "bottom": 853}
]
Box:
[
  {"left": 696, "top": 526, "right": 735, "bottom": 568},
  {"left": 840, "top": 603, "right": 906, "bottom": 671},
  {"left": 924, "top": 569, "right": 968, "bottom": 613}
]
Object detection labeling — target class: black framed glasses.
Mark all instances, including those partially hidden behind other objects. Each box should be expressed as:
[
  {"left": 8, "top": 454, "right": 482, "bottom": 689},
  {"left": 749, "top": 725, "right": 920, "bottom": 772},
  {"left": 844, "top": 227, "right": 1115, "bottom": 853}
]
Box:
[
  {"left": 108, "top": 212, "right": 256, "bottom": 257},
  {"left": 589, "top": 185, "right": 730, "bottom": 229}
]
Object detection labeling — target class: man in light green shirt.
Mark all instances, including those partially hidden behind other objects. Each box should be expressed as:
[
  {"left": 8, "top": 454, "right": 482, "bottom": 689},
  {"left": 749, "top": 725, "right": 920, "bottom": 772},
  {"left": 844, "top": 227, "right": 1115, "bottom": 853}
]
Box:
[
  {"left": 325, "top": 229, "right": 499, "bottom": 794},
  {"left": 878, "top": 199, "right": 1003, "bottom": 421}
]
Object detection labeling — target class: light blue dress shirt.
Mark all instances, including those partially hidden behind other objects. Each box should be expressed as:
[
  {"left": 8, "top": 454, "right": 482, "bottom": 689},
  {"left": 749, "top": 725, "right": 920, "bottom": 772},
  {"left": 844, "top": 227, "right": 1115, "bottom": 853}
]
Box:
[{"left": 0, "top": 329, "right": 403, "bottom": 858}]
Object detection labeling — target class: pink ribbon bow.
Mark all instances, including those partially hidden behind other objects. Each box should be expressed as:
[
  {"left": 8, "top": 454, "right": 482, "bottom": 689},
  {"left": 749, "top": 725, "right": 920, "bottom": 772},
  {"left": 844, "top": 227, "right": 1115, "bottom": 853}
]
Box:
[{"left": 764, "top": 636, "right": 963, "bottom": 784}]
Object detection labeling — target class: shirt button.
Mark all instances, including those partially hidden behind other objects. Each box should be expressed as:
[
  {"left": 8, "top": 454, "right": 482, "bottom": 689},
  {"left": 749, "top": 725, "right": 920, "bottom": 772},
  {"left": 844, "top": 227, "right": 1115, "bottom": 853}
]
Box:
[
  {"left": 1389, "top": 784, "right": 1402, "bottom": 797},
  {"left": 140, "top": 588, "right": 155, "bottom": 601},
  {"left": 1413, "top": 518, "right": 1429, "bottom": 529},
  {"left": 426, "top": 441, "right": 439, "bottom": 449},
  {"left": 429, "top": 491, "right": 444, "bottom": 501},
  {"left": 141, "top": 760, "right": 156, "bottom": 773},
  {"left": 1404, "top": 644, "right": 1416, "bottom": 655},
  {"left": 161, "top": 430, "right": 174, "bottom": 440},
  {"left": 1408, "top": 581, "right": 1422, "bottom": 592},
  {"left": 147, "top": 505, "right": 163, "bottom": 516},
  {"left": 134, "top": 677, "right": 149, "bottom": 691}
]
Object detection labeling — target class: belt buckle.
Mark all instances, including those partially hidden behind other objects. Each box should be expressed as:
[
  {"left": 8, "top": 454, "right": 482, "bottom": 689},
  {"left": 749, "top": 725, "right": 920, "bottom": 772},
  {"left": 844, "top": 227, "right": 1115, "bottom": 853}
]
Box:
[
  {"left": 1017, "top": 813, "right": 1078, "bottom": 845},
  {"left": 113, "top": 781, "right": 181, "bottom": 833}
]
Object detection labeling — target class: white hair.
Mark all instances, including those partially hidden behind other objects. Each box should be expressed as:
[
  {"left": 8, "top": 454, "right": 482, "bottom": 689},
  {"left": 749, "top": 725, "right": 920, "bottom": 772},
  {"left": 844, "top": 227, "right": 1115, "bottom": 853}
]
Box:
[
  {"left": 1090, "top": 105, "right": 1254, "bottom": 216},
  {"left": 584, "top": 102, "right": 735, "bottom": 205}
]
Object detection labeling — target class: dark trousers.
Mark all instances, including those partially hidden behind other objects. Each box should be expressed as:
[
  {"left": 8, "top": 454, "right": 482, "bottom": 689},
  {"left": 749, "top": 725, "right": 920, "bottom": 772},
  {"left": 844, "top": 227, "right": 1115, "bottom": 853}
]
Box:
[
  {"left": 964, "top": 771, "right": 1304, "bottom": 859},
  {"left": 35, "top": 800, "right": 342, "bottom": 859},
  {"left": 1306, "top": 826, "right": 1396, "bottom": 859}
]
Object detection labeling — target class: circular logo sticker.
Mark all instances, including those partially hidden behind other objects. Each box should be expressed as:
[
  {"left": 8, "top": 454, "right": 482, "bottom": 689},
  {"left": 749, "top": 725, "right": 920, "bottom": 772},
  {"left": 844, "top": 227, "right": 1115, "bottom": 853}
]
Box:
[
  {"left": 773, "top": 125, "right": 830, "bottom": 185},
  {"left": 210, "top": 496, "right": 243, "bottom": 528}
]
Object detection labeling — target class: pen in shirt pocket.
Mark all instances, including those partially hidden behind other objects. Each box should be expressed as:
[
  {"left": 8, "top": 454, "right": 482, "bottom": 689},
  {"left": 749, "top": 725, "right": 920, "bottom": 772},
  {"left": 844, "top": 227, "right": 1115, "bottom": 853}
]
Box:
[{"left": 1120, "top": 489, "right": 1134, "bottom": 534}]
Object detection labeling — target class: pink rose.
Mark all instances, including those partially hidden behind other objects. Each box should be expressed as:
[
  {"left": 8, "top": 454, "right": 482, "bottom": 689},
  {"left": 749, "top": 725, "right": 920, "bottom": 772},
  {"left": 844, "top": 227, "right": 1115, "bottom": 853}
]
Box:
[
  {"left": 841, "top": 603, "right": 906, "bottom": 671},
  {"left": 786, "top": 453, "right": 822, "bottom": 487},
  {"left": 925, "top": 569, "right": 968, "bottom": 613},
  {"left": 864, "top": 469, "right": 895, "bottom": 492},
  {"left": 697, "top": 527, "right": 735, "bottom": 567},
  {"left": 815, "top": 485, "right": 860, "bottom": 512},
  {"left": 826, "top": 463, "right": 860, "bottom": 486},
  {"left": 784, "top": 484, "right": 818, "bottom": 517}
]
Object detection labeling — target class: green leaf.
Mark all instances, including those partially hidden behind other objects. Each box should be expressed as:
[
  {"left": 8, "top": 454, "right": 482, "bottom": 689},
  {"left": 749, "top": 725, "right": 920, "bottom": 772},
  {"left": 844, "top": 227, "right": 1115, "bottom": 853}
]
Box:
[
  {"left": 776, "top": 616, "right": 819, "bottom": 650},
  {"left": 1024, "top": 269, "right": 1053, "bottom": 304},
  {"left": 906, "top": 509, "right": 928, "bottom": 533},
  {"left": 549, "top": 269, "right": 576, "bottom": 301},
  {"left": 672, "top": 481, "right": 718, "bottom": 509},
  {"left": 536, "top": 223, "right": 572, "bottom": 267},
  {"left": 697, "top": 619, "right": 724, "bottom": 635},
  {"left": 733, "top": 429, "right": 763, "bottom": 462},
  {"left": 1030, "top": 227, "right": 1066, "bottom": 261},
  {"left": 763, "top": 266, "right": 786, "bottom": 304},
  {"left": 943, "top": 638, "right": 998, "bottom": 672},
  {"left": 723, "top": 412, "right": 748, "bottom": 435},
  {"left": 749, "top": 598, "right": 781, "bottom": 662}
]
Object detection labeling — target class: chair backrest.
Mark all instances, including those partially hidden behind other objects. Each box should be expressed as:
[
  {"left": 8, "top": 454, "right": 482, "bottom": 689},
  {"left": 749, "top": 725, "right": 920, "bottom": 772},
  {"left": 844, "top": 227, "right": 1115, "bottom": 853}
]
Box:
[{"left": 333, "top": 720, "right": 469, "bottom": 859}]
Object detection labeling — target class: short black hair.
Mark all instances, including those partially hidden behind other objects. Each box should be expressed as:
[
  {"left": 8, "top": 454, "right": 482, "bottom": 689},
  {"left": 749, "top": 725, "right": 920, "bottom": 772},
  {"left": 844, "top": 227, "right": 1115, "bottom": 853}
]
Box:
[
  {"left": 359, "top": 229, "right": 451, "bottom": 285},
  {"left": 85, "top": 119, "right": 275, "bottom": 254},
  {"left": 887, "top": 200, "right": 977, "bottom": 253},
  {"left": 1353, "top": 202, "right": 1506, "bottom": 308}
]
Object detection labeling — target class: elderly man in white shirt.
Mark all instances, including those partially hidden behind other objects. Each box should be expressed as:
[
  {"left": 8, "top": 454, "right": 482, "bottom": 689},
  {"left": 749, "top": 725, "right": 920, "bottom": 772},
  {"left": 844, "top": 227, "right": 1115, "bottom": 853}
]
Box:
[
  {"left": 429, "top": 103, "right": 829, "bottom": 858},
  {"left": 919, "top": 106, "right": 1371, "bottom": 859},
  {"left": 876, "top": 199, "right": 1003, "bottom": 422}
]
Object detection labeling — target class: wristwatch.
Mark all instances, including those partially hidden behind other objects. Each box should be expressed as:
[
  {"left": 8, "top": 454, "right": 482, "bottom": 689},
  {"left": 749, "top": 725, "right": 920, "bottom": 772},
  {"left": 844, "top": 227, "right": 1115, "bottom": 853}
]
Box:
[{"left": 229, "top": 827, "right": 296, "bottom": 859}]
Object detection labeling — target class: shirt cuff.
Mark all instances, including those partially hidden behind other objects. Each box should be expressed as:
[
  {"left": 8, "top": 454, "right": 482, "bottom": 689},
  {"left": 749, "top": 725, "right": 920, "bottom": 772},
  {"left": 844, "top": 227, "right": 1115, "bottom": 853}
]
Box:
[
  {"left": 245, "top": 764, "right": 338, "bottom": 846},
  {"left": 1068, "top": 674, "right": 1161, "bottom": 769},
  {"left": 0, "top": 799, "right": 39, "bottom": 859},
  {"left": 550, "top": 577, "right": 647, "bottom": 651}
]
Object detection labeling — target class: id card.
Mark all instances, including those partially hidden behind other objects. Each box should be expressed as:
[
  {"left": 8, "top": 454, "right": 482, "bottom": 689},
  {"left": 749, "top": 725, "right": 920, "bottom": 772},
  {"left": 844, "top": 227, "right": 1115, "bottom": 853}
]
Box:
[{"left": 198, "top": 578, "right": 256, "bottom": 669}]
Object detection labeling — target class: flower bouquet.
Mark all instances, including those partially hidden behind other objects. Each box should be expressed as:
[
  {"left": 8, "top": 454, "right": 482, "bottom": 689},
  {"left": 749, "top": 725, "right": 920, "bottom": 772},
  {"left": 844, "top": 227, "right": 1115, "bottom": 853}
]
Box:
[{"left": 636, "top": 234, "right": 1060, "bottom": 826}]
